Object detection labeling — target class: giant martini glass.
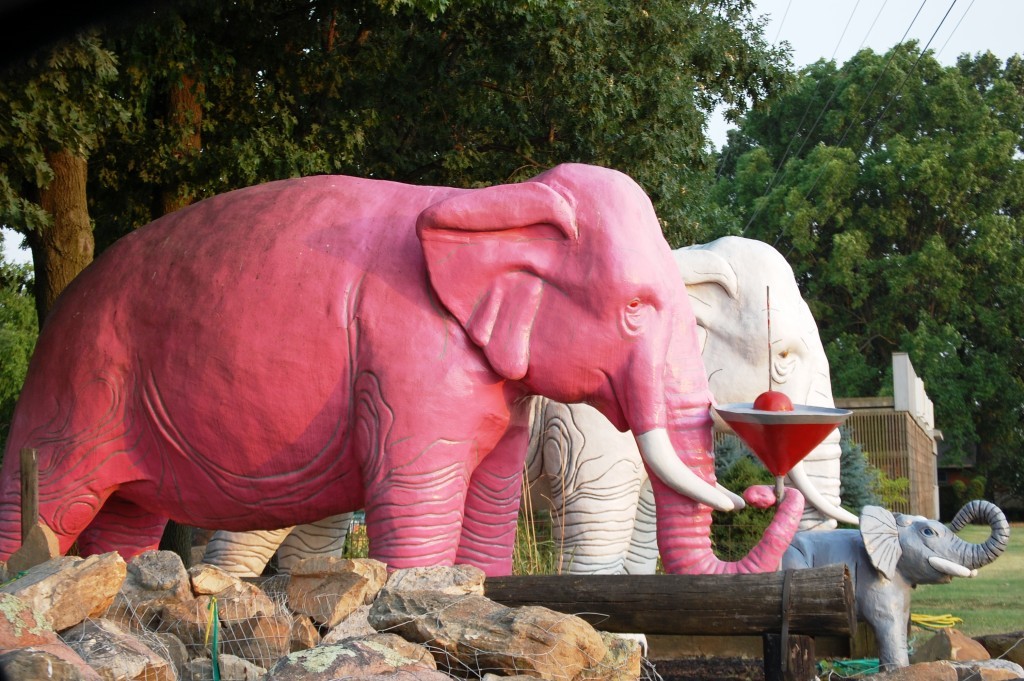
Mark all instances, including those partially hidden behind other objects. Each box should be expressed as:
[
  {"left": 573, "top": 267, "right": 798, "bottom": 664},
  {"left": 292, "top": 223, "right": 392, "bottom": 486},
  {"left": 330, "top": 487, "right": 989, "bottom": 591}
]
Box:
[{"left": 712, "top": 403, "right": 852, "bottom": 501}]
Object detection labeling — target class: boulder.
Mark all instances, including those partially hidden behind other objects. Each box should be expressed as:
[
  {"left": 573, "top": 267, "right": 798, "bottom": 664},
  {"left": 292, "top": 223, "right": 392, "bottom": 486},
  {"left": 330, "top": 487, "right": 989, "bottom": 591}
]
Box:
[
  {"left": 264, "top": 633, "right": 436, "bottom": 680},
  {"left": 289, "top": 613, "right": 321, "bottom": 652},
  {"left": 62, "top": 617, "right": 175, "bottom": 681},
  {"left": 975, "top": 631, "right": 1024, "bottom": 666},
  {"left": 156, "top": 594, "right": 214, "bottom": 654},
  {"left": 322, "top": 603, "right": 375, "bottom": 643},
  {"left": 182, "top": 654, "right": 266, "bottom": 680},
  {"left": 910, "top": 627, "right": 991, "bottom": 663},
  {"left": 221, "top": 609, "right": 292, "bottom": 668},
  {"left": 369, "top": 588, "right": 612, "bottom": 680},
  {"left": 0, "top": 592, "right": 59, "bottom": 648},
  {"left": 106, "top": 550, "right": 193, "bottom": 628},
  {"left": 867, "top": 659, "right": 1024, "bottom": 680},
  {"left": 380, "top": 564, "right": 486, "bottom": 596},
  {"left": 286, "top": 556, "right": 387, "bottom": 627},
  {"left": 0, "top": 647, "right": 95, "bottom": 681},
  {"left": 0, "top": 553, "right": 126, "bottom": 631}
]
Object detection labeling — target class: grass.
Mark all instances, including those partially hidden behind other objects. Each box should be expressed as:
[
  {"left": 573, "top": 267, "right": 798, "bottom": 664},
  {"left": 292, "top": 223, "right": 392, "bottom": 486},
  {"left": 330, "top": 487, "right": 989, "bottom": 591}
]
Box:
[{"left": 911, "top": 522, "right": 1024, "bottom": 637}]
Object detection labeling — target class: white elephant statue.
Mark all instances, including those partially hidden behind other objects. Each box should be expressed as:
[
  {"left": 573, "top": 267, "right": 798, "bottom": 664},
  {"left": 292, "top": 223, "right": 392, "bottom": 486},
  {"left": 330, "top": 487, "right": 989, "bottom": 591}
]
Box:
[
  {"left": 781, "top": 500, "right": 1010, "bottom": 669},
  {"left": 525, "top": 236, "right": 858, "bottom": 574},
  {"left": 203, "top": 236, "right": 853, "bottom": 576}
]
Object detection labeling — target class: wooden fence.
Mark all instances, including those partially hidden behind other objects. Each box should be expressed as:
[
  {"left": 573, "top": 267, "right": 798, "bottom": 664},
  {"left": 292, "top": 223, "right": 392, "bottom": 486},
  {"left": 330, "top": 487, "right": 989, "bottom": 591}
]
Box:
[{"left": 839, "top": 402, "right": 938, "bottom": 517}]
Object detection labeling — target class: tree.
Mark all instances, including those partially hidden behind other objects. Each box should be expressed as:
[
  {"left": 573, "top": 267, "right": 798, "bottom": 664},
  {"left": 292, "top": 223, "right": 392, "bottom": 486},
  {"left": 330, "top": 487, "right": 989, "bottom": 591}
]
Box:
[
  {"left": 84, "top": 0, "right": 792, "bottom": 250},
  {"left": 712, "top": 45, "right": 1024, "bottom": 500},
  {"left": 0, "top": 259, "right": 37, "bottom": 448},
  {"left": 0, "top": 32, "right": 127, "bottom": 324}
]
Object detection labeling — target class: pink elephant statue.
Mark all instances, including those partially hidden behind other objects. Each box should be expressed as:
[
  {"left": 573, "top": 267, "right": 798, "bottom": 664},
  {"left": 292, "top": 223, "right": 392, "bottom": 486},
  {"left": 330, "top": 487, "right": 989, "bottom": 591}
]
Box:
[{"left": 0, "top": 164, "right": 802, "bottom": 576}]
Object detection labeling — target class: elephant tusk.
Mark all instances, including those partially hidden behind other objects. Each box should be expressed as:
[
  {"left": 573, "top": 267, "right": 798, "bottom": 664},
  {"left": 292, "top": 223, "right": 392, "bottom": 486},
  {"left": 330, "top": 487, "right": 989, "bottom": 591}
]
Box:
[
  {"left": 788, "top": 462, "right": 861, "bottom": 526},
  {"left": 635, "top": 429, "right": 737, "bottom": 512},
  {"left": 716, "top": 483, "right": 747, "bottom": 510},
  {"left": 929, "top": 556, "right": 977, "bottom": 579}
]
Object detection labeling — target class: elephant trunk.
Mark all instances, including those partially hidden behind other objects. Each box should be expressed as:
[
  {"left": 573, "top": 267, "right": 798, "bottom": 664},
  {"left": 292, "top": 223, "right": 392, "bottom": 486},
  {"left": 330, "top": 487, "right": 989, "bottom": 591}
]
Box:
[
  {"left": 948, "top": 500, "right": 1010, "bottom": 571},
  {"left": 637, "top": 376, "right": 805, "bottom": 575}
]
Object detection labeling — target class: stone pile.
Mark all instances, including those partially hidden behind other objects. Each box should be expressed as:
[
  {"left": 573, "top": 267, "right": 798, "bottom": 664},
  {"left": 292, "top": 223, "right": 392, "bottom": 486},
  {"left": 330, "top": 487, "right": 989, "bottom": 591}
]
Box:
[{"left": 0, "top": 551, "right": 641, "bottom": 681}]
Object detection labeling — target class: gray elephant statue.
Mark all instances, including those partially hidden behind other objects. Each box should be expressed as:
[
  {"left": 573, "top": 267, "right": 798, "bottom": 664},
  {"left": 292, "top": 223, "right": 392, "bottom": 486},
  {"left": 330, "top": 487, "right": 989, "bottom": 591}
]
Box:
[{"left": 781, "top": 500, "right": 1010, "bottom": 669}]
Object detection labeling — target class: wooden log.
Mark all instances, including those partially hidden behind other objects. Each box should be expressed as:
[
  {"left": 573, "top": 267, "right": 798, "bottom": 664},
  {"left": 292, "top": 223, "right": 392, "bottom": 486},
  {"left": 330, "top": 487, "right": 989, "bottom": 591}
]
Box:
[
  {"left": 19, "top": 447, "right": 38, "bottom": 544},
  {"left": 484, "top": 564, "right": 855, "bottom": 637}
]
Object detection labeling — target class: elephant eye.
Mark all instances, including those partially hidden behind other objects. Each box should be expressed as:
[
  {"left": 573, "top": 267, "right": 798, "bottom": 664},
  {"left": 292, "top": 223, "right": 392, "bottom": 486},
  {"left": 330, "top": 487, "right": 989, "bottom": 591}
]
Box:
[
  {"left": 623, "top": 298, "right": 646, "bottom": 335},
  {"left": 922, "top": 527, "right": 938, "bottom": 537}
]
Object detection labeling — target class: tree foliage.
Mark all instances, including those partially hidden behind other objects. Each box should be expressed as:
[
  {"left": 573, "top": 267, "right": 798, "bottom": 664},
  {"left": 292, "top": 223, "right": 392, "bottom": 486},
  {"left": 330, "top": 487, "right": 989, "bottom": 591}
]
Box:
[
  {"left": 84, "top": 0, "right": 790, "bottom": 249},
  {"left": 712, "top": 45, "right": 1024, "bottom": 500},
  {"left": 0, "top": 259, "right": 37, "bottom": 448}
]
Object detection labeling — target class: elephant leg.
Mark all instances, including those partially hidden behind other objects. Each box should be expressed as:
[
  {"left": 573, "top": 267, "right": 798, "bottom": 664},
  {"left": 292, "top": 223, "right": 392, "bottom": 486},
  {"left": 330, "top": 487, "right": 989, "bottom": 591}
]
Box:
[
  {"left": 362, "top": 439, "right": 475, "bottom": 570},
  {"left": 203, "top": 527, "right": 294, "bottom": 577},
  {"left": 624, "top": 476, "right": 658, "bottom": 574},
  {"left": 457, "top": 413, "right": 529, "bottom": 576},
  {"left": 277, "top": 513, "right": 354, "bottom": 572},
  {"left": 535, "top": 402, "right": 640, "bottom": 574},
  {"left": 865, "top": 590, "right": 911, "bottom": 669},
  {"left": 75, "top": 495, "right": 168, "bottom": 559}
]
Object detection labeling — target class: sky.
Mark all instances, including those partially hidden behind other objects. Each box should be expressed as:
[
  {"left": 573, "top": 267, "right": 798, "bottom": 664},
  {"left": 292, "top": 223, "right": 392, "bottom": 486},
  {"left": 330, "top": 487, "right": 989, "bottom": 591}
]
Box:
[
  {"left": 707, "top": 0, "right": 1024, "bottom": 147},
  {"left": 4, "top": 0, "right": 1022, "bottom": 266}
]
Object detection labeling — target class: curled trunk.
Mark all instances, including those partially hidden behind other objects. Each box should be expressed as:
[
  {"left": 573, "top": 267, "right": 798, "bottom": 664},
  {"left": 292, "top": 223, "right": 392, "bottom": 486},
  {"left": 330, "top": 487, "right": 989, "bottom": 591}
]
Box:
[{"left": 949, "top": 500, "right": 1010, "bottom": 570}]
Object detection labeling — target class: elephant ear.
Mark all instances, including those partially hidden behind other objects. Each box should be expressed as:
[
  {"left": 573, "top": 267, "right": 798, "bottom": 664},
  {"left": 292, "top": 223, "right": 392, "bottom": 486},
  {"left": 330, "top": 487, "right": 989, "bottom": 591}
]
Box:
[
  {"left": 417, "top": 181, "right": 578, "bottom": 380},
  {"left": 673, "top": 245, "right": 740, "bottom": 300},
  {"left": 861, "top": 505, "right": 902, "bottom": 580},
  {"left": 672, "top": 246, "right": 739, "bottom": 354}
]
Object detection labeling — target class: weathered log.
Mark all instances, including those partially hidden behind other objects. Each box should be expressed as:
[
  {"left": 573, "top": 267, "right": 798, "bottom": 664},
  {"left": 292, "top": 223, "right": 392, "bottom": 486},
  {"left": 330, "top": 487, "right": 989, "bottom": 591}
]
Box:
[{"left": 484, "top": 564, "right": 855, "bottom": 637}]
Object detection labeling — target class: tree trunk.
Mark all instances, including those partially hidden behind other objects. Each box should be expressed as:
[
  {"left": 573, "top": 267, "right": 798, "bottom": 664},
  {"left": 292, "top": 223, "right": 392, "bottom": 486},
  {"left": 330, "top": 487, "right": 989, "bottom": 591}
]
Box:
[
  {"left": 31, "top": 149, "right": 94, "bottom": 324},
  {"left": 161, "top": 73, "right": 203, "bottom": 215}
]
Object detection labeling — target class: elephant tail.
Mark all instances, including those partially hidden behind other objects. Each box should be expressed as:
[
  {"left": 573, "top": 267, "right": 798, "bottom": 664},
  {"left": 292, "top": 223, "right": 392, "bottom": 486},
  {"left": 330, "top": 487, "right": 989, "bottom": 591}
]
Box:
[{"left": 654, "top": 476, "right": 805, "bottom": 574}]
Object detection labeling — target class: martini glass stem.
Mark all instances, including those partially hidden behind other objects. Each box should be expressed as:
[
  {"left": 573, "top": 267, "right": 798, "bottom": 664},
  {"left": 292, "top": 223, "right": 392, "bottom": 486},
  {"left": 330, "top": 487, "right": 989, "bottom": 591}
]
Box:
[{"left": 775, "top": 475, "right": 785, "bottom": 503}]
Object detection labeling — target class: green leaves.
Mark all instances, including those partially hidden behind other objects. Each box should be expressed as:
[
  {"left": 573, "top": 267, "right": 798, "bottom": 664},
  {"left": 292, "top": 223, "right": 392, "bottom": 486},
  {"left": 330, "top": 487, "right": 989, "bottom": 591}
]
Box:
[{"left": 713, "top": 46, "right": 1024, "bottom": 499}]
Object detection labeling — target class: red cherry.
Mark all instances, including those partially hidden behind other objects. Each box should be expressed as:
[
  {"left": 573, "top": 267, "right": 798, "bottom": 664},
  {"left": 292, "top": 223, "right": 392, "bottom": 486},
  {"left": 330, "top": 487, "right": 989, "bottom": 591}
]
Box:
[{"left": 753, "top": 390, "right": 794, "bottom": 412}]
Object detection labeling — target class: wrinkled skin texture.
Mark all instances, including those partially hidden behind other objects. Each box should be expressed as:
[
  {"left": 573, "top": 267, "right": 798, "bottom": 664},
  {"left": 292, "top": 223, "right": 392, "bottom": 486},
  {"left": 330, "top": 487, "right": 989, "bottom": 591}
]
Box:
[
  {"left": 782, "top": 501, "right": 1010, "bottom": 669},
  {"left": 0, "top": 164, "right": 738, "bottom": 576}
]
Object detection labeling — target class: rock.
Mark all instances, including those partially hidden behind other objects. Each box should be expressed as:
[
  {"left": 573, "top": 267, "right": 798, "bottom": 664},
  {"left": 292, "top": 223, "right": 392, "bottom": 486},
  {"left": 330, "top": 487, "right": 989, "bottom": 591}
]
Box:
[
  {"left": 183, "top": 654, "right": 266, "bottom": 680},
  {"left": 146, "top": 630, "right": 190, "bottom": 673},
  {"left": 910, "top": 627, "right": 991, "bottom": 663},
  {"left": 322, "top": 603, "right": 376, "bottom": 643},
  {"left": 289, "top": 613, "right": 321, "bottom": 652},
  {"left": 106, "top": 550, "right": 193, "bottom": 627},
  {"left": 369, "top": 589, "right": 610, "bottom": 680},
  {"left": 0, "top": 592, "right": 58, "bottom": 647},
  {"left": 62, "top": 617, "right": 175, "bottom": 681},
  {"left": 976, "top": 631, "right": 1024, "bottom": 666},
  {"left": 5, "top": 520, "right": 60, "bottom": 573},
  {"left": 264, "top": 633, "right": 436, "bottom": 680},
  {"left": 156, "top": 594, "right": 214, "bottom": 653},
  {"left": 867, "top": 659, "right": 1024, "bottom": 680},
  {"left": 189, "top": 563, "right": 241, "bottom": 596},
  {"left": 221, "top": 609, "right": 292, "bottom": 668},
  {"left": 189, "top": 563, "right": 281, "bottom": 623},
  {"left": 0, "top": 647, "right": 93, "bottom": 681},
  {"left": 580, "top": 631, "right": 643, "bottom": 681},
  {"left": 286, "top": 556, "right": 387, "bottom": 627},
  {"left": 380, "top": 564, "right": 486, "bottom": 596},
  {"left": 0, "top": 553, "right": 126, "bottom": 631}
]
